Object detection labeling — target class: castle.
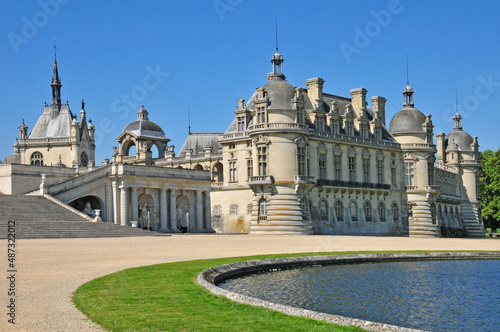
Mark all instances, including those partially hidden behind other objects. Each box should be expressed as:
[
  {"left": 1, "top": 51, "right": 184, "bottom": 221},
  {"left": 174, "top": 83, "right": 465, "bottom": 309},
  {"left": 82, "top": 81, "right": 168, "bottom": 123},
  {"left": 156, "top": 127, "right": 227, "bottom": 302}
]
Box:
[{"left": 0, "top": 48, "right": 485, "bottom": 237}]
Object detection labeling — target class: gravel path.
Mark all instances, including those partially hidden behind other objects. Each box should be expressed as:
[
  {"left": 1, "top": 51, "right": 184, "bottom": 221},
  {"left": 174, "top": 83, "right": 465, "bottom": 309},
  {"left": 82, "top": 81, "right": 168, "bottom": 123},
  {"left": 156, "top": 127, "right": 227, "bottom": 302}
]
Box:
[{"left": 1, "top": 235, "right": 499, "bottom": 332}]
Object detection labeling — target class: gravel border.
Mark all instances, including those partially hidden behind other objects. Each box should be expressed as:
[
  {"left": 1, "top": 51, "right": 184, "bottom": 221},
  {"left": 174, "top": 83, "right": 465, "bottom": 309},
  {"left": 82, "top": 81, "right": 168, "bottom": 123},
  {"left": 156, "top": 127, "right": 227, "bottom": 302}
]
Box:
[{"left": 197, "top": 252, "right": 500, "bottom": 332}]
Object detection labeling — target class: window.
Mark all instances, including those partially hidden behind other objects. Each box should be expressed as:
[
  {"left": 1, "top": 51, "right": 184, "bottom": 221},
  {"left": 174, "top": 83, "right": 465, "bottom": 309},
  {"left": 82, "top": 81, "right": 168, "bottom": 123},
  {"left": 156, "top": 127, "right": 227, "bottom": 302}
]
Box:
[
  {"left": 334, "top": 154, "right": 342, "bottom": 180},
  {"left": 229, "top": 143, "right": 236, "bottom": 149},
  {"left": 374, "top": 126, "right": 382, "bottom": 140},
  {"left": 257, "top": 147, "right": 268, "bottom": 175},
  {"left": 256, "top": 106, "right": 266, "bottom": 124},
  {"left": 428, "top": 162, "right": 434, "bottom": 185},
  {"left": 404, "top": 162, "right": 415, "bottom": 186},
  {"left": 258, "top": 198, "right": 267, "bottom": 222},
  {"left": 364, "top": 201, "right": 372, "bottom": 222},
  {"left": 348, "top": 156, "right": 356, "bottom": 182},
  {"left": 391, "top": 159, "right": 397, "bottom": 186},
  {"left": 319, "top": 200, "right": 328, "bottom": 220},
  {"left": 318, "top": 153, "right": 326, "bottom": 179},
  {"left": 350, "top": 201, "right": 358, "bottom": 221},
  {"left": 378, "top": 202, "right": 386, "bottom": 222},
  {"left": 316, "top": 117, "right": 324, "bottom": 131},
  {"left": 237, "top": 116, "right": 245, "bottom": 132},
  {"left": 360, "top": 124, "right": 368, "bottom": 138},
  {"left": 332, "top": 120, "right": 339, "bottom": 134},
  {"left": 297, "top": 147, "right": 306, "bottom": 176},
  {"left": 346, "top": 121, "right": 354, "bottom": 136},
  {"left": 229, "top": 161, "right": 237, "bottom": 182},
  {"left": 230, "top": 204, "right": 238, "bottom": 214},
  {"left": 363, "top": 158, "right": 370, "bottom": 183},
  {"left": 247, "top": 204, "right": 253, "bottom": 215},
  {"left": 80, "top": 151, "right": 89, "bottom": 167},
  {"left": 30, "top": 152, "right": 44, "bottom": 166},
  {"left": 296, "top": 108, "right": 305, "bottom": 124},
  {"left": 213, "top": 205, "right": 222, "bottom": 215},
  {"left": 377, "top": 159, "right": 384, "bottom": 184},
  {"left": 392, "top": 202, "right": 399, "bottom": 222},
  {"left": 335, "top": 200, "right": 343, "bottom": 221},
  {"left": 247, "top": 159, "right": 253, "bottom": 180}
]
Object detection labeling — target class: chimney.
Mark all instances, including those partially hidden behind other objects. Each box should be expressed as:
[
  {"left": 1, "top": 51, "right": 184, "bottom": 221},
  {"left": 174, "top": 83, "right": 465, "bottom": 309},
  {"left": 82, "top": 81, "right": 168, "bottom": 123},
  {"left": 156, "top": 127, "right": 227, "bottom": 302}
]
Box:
[
  {"left": 349, "top": 88, "right": 367, "bottom": 117},
  {"left": 371, "top": 96, "right": 387, "bottom": 125},
  {"left": 237, "top": 98, "right": 245, "bottom": 111},
  {"left": 306, "top": 78, "right": 325, "bottom": 105},
  {"left": 436, "top": 133, "right": 445, "bottom": 165}
]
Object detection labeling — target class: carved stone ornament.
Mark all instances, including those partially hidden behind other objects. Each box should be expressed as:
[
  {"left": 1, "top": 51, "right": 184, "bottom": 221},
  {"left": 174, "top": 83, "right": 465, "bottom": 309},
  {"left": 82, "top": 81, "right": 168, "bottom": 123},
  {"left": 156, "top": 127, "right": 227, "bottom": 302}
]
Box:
[{"left": 252, "top": 135, "right": 270, "bottom": 146}]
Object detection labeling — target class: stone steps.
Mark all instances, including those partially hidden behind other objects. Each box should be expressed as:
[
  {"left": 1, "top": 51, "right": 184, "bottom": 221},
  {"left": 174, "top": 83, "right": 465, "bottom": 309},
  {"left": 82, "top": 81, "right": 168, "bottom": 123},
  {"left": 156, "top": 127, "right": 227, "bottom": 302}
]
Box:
[
  {"left": 0, "top": 195, "right": 161, "bottom": 239},
  {"left": 409, "top": 220, "right": 440, "bottom": 238}
]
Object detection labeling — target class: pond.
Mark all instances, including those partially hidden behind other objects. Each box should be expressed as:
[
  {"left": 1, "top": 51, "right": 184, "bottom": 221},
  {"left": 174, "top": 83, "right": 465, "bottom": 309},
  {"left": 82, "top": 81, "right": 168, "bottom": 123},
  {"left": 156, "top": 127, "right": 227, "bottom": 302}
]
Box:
[{"left": 218, "top": 259, "right": 500, "bottom": 331}]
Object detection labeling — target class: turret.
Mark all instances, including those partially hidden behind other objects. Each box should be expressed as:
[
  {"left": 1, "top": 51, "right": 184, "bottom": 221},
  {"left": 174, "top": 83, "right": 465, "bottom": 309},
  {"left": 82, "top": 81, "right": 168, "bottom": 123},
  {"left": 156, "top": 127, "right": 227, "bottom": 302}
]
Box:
[{"left": 19, "top": 119, "right": 28, "bottom": 140}]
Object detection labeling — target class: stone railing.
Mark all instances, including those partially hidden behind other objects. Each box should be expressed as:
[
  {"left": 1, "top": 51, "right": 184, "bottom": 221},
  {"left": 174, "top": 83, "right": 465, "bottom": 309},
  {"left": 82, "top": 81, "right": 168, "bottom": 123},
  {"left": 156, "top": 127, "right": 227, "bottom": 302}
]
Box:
[
  {"left": 317, "top": 179, "right": 390, "bottom": 190},
  {"left": 247, "top": 122, "right": 308, "bottom": 131},
  {"left": 309, "top": 131, "right": 400, "bottom": 149},
  {"left": 405, "top": 185, "right": 418, "bottom": 191},
  {"left": 212, "top": 182, "right": 224, "bottom": 187},
  {"left": 400, "top": 143, "right": 436, "bottom": 149},
  {"left": 435, "top": 163, "right": 458, "bottom": 173},
  {"left": 425, "top": 185, "right": 441, "bottom": 191},
  {"left": 248, "top": 175, "right": 274, "bottom": 185},
  {"left": 221, "top": 132, "right": 249, "bottom": 140},
  {"left": 294, "top": 175, "right": 315, "bottom": 184}
]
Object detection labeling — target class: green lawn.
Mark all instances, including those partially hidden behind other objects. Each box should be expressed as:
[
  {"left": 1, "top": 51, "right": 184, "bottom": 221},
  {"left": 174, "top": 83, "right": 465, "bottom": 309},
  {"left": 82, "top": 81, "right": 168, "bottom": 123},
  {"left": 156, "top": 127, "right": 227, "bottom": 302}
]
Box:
[{"left": 72, "top": 250, "right": 492, "bottom": 331}]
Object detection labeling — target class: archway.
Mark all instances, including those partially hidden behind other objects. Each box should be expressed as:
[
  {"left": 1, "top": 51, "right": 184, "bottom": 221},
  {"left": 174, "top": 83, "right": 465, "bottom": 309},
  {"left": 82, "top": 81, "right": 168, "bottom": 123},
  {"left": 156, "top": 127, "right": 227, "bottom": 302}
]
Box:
[
  {"left": 193, "top": 164, "right": 204, "bottom": 170},
  {"left": 176, "top": 195, "right": 191, "bottom": 233},
  {"left": 138, "top": 193, "right": 154, "bottom": 229},
  {"left": 69, "top": 195, "right": 103, "bottom": 219},
  {"left": 212, "top": 162, "right": 223, "bottom": 182}
]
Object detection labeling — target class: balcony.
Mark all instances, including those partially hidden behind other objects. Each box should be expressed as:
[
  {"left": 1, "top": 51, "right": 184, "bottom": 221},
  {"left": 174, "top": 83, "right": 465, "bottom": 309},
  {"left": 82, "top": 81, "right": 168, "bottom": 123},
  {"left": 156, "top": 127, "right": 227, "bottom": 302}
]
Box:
[
  {"left": 248, "top": 175, "right": 274, "bottom": 185},
  {"left": 405, "top": 185, "right": 418, "bottom": 191},
  {"left": 294, "top": 175, "right": 315, "bottom": 184},
  {"left": 317, "top": 179, "right": 390, "bottom": 190}
]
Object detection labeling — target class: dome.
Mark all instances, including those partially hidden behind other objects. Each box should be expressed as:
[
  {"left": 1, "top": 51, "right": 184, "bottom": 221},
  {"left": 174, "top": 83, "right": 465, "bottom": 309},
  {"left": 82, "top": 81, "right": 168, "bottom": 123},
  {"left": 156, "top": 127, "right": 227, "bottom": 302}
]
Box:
[
  {"left": 389, "top": 107, "right": 426, "bottom": 134},
  {"left": 261, "top": 77, "right": 296, "bottom": 109},
  {"left": 445, "top": 130, "right": 473, "bottom": 151},
  {"left": 122, "top": 119, "right": 166, "bottom": 137}
]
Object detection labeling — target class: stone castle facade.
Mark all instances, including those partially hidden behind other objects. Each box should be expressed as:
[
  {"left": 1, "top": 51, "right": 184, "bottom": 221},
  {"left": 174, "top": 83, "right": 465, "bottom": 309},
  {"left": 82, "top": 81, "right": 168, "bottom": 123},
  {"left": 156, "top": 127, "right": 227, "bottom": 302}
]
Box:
[{"left": 0, "top": 49, "right": 485, "bottom": 237}]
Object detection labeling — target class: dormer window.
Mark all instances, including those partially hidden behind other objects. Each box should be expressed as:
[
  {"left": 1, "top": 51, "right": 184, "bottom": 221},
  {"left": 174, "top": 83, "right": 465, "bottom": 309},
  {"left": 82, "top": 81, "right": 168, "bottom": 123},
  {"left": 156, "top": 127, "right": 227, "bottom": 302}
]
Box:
[
  {"left": 256, "top": 106, "right": 266, "bottom": 124},
  {"left": 237, "top": 116, "right": 246, "bottom": 132}
]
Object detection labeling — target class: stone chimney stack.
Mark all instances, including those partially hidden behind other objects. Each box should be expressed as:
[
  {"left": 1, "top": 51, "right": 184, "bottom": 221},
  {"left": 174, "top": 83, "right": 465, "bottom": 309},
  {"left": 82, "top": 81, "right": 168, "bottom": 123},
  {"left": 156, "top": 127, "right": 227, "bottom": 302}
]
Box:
[
  {"left": 349, "top": 88, "right": 367, "bottom": 117},
  {"left": 306, "top": 78, "right": 325, "bottom": 106},
  {"left": 371, "top": 96, "right": 387, "bottom": 125},
  {"left": 436, "top": 132, "right": 446, "bottom": 165}
]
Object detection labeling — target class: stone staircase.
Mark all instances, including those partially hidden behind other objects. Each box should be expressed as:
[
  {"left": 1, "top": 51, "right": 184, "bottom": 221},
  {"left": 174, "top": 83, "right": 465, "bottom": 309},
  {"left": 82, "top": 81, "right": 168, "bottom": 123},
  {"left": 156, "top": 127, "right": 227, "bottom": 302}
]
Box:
[
  {"left": 0, "top": 195, "right": 161, "bottom": 239},
  {"left": 461, "top": 203, "right": 485, "bottom": 238}
]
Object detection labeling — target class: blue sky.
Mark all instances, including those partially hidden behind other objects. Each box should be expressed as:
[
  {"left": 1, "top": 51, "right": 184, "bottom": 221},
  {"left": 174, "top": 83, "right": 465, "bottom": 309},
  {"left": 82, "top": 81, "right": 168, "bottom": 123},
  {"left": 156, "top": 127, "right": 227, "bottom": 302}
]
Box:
[{"left": 1, "top": 0, "right": 499, "bottom": 164}]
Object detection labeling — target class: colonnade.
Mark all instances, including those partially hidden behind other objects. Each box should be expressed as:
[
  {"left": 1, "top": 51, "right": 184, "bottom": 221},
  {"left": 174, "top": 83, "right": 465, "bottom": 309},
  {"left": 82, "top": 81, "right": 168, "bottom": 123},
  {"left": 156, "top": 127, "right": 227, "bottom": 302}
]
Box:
[{"left": 111, "top": 180, "right": 212, "bottom": 232}]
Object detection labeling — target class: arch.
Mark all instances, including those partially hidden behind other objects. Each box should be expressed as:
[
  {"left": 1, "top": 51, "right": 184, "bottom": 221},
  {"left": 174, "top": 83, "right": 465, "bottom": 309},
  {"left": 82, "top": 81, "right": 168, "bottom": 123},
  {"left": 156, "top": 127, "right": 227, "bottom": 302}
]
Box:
[
  {"left": 30, "top": 151, "right": 44, "bottom": 166},
  {"left": 334, "top": 200, "right": 343, "bottom": 222},
  {"left": 319, "top": 199, "right": 328, "bottom": 221},
  {"left": 391, "top": 202, "right": 399, "bottom": 222},
  {"left": 176, "top": 195, "right": 191, "bottom": 233},
  {"left": 363, "top": 201, "right": 372, "bottom": 222},
  {"left": 258, "top": 197, "right": 267, "bottom": 223},
  {"left": 193, "top": 164, "right": 204, "bottom": 170},
  {"left": 378, "top": 201, "right": 386, "bottom": 222},
  {"left": 68, "top": 195, "right": 103, "bottom": 218},
  {"left": 176, "top": 165, "right": 184, "bottom": 169},
  {"left": 350, "top": 200, "right": 358, "bottom": 221},
  {"left": 122, "top": 139, "right": 137, "bottom": 157},
  {"left": 148, "top": 142, "right": 161, "bottom": 159},
  {"left": 138, "top": 193, "right": 154, "bottom": 229},
  {"left": 430, "top": 202, "right": 437, "bottom": 224},
  {"left": 213, "top": 162, "right": 223, "bottom": 182}
]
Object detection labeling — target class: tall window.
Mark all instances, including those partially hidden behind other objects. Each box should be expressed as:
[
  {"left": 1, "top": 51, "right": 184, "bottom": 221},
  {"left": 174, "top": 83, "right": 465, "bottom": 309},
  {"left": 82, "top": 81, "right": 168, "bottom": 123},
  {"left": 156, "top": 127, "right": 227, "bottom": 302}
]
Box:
[
  {"left": 378, "top": 202, "right": 386, "bottom": 222},
  {"left": 213, "top": 205, "right": 221, "bottom": 215},
  {"left": 350, "top": 201, "right": 358, "bottom": 221},
  {"left": 428, "top": 162, "right": 434, "bottom": 185},
  {"left": 348, "top": 156, "right": 356, "bottom": 182},
  {"left": 318, "top": 153, "right": 326, "bottom": 179},
  {"left": 297, "top": 147, "right": 306, "bottom": 176},
  {"left": 257, "top": 147, "right": 268, "bottom": 175},
  {"left": 363, "top": 157, "right": 370, "bottom": 183},
  {"left": 230, "top": 204, "right": 238, "bottom": 214},
  {"left": 229, "top": 161, "right": 237, "bottom": 182},
  {"left": 237, "top": 116, "right": 245, "bottom": 132},
  {"left": 258, "top": 198, "right": 267, "bottom": 222},
  {"left": 360, "top": 124, "right": 368, "bottom": 138},
  {"left": 316, "top": 117, "right": 325, "bottom": 131},
  {"left": 246, "top": 159, "right": 253, "bottom": 180},
  {"left": 374, "top": 126, "right": 382, "bottom": 140},
  {"left": 296, "top": 108, "right": 305, "bottom": 124},
  {"left": 335, "top": 200, "right": 343, "bottom": 221},
  {"left": 391, "top": 159, "right": 397, "bottom": 186},
  {"left": 364, "top": 201, "right": 372, "bottom": 222},
  {"left": 31, "top": 152, "right": 44, "bottom": 166},
  {"left": 256, "top": 106, "right": 266, "bottom": 124},
  {"left": 346, "top": 121, "right": 354, "bottom": 136},
  {"left": 392, "top": 202, "right": 399, "bottom": 222},
  {"left": 405, "top": 162, "right": 415, "bottom": 186},
  {"left": 334, "top": 154, "right": 342, "bottom": 180},
  {"left": 332, "top": 120, "right": 339, "bottom": 134},
  {"left": 377, "top": 159, "right": 384, "bottom": 184}
]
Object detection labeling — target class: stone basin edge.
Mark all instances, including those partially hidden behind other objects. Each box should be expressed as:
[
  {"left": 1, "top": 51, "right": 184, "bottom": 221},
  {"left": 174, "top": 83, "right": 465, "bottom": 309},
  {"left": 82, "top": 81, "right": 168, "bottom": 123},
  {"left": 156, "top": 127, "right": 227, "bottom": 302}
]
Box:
[{"left": 197, "top": 252, "right": 500, "bottom": 332}]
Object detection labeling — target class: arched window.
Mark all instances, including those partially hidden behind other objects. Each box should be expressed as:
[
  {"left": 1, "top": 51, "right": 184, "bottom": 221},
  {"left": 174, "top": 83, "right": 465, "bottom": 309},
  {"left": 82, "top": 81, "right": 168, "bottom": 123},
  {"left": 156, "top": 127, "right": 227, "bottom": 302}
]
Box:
[
  {"left": 335, "top": 200, "right": 343, "bottom": 221},
  {"left": 364, "top": 201, "right": 372, "bottom": 222},
  {"left": 31, "top": 152, "right": 43, "bottom": 166},
  {"left": 319, "top": 200, "right": 328, "bottom": 220},
  {"left": 80, "top": 151, "right": 89, "bottom": 167},
  {"left": 392, "top": 202, "right": 399, "bottom": 222},
  {"left": 258, "top": 198, "right": 267, "bottom": 223},
  {"left": 193, "top": 164, "right": 204, "bottom": 170},
  {"left": 350, "top": 201, "right": 358, "bottom": 221},
  {"left": 378, "top": 202, "right": 386, "bottom": 222}
]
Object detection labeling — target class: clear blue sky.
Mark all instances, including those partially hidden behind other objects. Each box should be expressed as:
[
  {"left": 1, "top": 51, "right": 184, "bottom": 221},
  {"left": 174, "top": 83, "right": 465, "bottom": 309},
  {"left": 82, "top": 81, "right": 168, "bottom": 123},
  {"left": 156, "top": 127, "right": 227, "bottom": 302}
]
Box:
[{"left": 1, "top": 1, "right": 499, "bottom": 164}]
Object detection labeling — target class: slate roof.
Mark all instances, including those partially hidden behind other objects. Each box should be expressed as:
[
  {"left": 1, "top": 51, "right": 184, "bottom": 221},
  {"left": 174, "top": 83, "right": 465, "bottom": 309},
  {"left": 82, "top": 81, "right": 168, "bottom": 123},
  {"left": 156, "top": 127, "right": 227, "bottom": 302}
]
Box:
[
  {"left": 29, "top": 104, "right": 73, "bottom": 138},
  {"left": 178, "top": 132, "right": 223, "bottom": 156}
]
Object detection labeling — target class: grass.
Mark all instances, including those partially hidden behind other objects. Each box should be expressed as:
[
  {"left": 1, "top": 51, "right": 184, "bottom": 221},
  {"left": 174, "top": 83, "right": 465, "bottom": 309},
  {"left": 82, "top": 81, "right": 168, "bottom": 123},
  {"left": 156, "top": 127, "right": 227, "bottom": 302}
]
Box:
[{"left": 72, "top": 250, "right": 495, "bottom": 331}]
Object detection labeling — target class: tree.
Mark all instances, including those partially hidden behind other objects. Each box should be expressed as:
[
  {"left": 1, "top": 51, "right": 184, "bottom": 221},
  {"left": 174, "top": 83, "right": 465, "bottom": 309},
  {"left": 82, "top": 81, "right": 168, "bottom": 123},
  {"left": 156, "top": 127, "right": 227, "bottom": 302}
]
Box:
[{"left": 480, "top": 148, "right": 500, "bottom": 232}]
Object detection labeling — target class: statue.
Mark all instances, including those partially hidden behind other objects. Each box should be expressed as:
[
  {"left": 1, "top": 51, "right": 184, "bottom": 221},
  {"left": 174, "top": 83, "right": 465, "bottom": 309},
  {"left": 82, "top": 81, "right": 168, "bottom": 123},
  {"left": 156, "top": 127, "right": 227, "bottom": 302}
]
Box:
[
  {"left": 82, "top": 202, "right": 95, "bottom": 218},
  {"left": 112, "top": 146, "right": 119, "bottom": 156},
  {"left": 139, "top": 203, "right": 148, "bottom": 228}
]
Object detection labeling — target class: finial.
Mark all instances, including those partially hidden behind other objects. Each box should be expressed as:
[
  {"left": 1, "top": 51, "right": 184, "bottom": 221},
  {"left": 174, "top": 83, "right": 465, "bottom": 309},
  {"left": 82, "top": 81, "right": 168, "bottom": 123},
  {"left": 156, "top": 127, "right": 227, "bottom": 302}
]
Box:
[
  {"left": 455, "top": 85, "right": 458, "bottom": 112},
  {"left": 275, "top": 9, "right": 278, "bottom": 52},
  {"left": 81, "top": 99, "right": 85, "bottom": 110},
  {"left": 188, "top": 102, "right": 191, "bottom": 134},
  {"left": 53, "top": 37, "right": 57, "bottom": 57},
  {"left": 406, "top": 51, "right": 409, "bottom": 85},
  {"left": 22, "top": 119, "right": 25, "bottom": 125}
]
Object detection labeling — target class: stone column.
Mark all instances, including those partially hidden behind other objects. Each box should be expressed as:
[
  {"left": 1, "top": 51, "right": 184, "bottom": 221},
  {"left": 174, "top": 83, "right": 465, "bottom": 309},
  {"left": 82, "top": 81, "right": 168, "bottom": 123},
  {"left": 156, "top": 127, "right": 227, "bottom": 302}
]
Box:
[
  {"left": 195, "top": 190, "right": 203, "bottom": 232},
  {"left": 170, "top": 189, "right": 178, "bottom": 232},
  {"left": 160, "top": 189, "right": 168, "bottom": 232},
  {"left": 119, "top": 182, "right": 128, "bottom": 226},
  {"left": 203, "top": 190, "right": 212, "bottom": 232},
  {"left": 131, "top": 187, "right": 138, "bottom": 224},
  {"left": 112, "top": 180, "right": 120, "bottom": 225}
]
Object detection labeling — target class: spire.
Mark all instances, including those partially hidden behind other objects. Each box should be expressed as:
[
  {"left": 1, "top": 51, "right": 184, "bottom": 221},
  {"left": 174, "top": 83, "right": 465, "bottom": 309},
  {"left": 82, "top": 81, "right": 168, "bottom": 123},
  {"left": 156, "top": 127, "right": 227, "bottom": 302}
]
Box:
[
  {"left": 275, "top": 9, "right": 278, "bottom": 52},
  {"left": 50, "top": 39, "right": 62, "bottom": 106},
  {"left": 188, "top": 102, "right": 191, "bottom": 134},
  {"left": 453, "top": 86, "right": 462, "bottom": 130},
  {"left": 403, "top": 52, "right": 414, "bottom": 107}
]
